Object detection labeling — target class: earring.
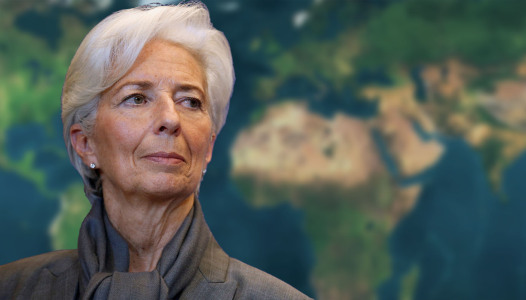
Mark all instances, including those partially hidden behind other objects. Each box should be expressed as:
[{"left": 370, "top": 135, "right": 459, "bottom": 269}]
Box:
[
  {"left": 90, "top": 163, "right": 96, "bottom": 169},
  {"left": 202, "top": 168, "right": 207, "bottom": 175}
]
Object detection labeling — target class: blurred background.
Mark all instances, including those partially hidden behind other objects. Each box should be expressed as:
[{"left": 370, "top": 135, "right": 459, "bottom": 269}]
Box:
[{"left": 3, "top": 0, "right": 526, "bottom": 299}]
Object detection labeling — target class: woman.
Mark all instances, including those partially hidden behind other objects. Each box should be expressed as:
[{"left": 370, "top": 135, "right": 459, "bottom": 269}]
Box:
[{"left": 0, "top": 3, "right": 310, "bottom": 299}]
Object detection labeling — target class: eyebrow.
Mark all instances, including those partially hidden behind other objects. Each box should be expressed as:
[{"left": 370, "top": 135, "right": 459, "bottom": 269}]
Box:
[
  {"left": 110, "top": 80, "right": 205, "bottom": 98},
  {"left": 109, "top": 81, "right": 153, "bottom": 97}
]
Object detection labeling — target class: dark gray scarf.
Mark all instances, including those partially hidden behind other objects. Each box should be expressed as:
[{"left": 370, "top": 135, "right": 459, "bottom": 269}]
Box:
[{"left": 78, "top": 198, "right": 209, "bottom": 299}]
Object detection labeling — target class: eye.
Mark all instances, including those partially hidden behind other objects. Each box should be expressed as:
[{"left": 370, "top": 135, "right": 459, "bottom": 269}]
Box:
[
  {"left": 123, "top": 94, "right": 147, "bottom": 105},
  {"left": 180, "top": 97, "right": 202, "bottom": 109}
]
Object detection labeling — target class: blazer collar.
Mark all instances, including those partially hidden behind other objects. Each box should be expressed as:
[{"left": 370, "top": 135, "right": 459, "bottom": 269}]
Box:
[{"left": 198, "top": 235, "right": 230, "bottom": 283}]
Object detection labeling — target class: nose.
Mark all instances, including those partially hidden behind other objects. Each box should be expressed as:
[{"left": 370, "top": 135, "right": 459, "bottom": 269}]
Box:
[{"left": 154, "top": 96, "right": 181, "bottom": 136}]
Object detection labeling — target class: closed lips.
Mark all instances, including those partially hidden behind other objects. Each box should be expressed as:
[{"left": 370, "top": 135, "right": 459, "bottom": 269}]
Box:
[{"left": 143, "top": 152, "right": 185, "bottom": 163}]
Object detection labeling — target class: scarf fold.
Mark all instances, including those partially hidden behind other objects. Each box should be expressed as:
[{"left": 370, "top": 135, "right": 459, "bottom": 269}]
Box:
[{"left": 78, "top": 197, "right": 210, "bottom": 299}]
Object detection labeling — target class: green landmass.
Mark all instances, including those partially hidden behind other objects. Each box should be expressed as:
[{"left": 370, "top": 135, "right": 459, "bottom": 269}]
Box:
[
  {"left": 0, "top": 5, "right": 91, "bottom": 250},
  {"left": 49, "top": 182, "right": 91, "bottom": 250},
  {"left": 359, "top": 0, "right": 526, "bottom": 69},
  {"left": 234, "top": 174, "right": 395, "bottom": 298},
  {"left": 0, "top": 7, "right": 87, "bottom": 197}
]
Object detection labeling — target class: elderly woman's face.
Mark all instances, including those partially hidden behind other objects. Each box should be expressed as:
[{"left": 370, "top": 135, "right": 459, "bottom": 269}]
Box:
[{"left": 85, "top": 39, "right": 215, "bottom": 200}]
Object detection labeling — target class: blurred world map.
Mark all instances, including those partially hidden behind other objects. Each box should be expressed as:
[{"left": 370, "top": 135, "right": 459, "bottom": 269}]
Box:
[{"left": 2, "top": 0, "right": 526, "bottom": 299}]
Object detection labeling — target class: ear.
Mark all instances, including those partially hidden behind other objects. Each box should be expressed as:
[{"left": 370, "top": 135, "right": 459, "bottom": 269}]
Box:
[
  {"left": 205, "top": 134, "right": 216, "bottom": 164},
  {"left": 70, "top": 123, "right": 98, "bottom": 168}
]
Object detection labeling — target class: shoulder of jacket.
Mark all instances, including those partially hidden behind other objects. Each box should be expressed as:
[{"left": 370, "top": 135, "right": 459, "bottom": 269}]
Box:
[{"left": 0, "top": 250, "right": 79, "bottom": 285}]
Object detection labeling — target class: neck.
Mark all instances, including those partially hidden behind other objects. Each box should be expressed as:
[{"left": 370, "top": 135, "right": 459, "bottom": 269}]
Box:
[{"left": 102, "top": 187, "right": 194, "bottom": 272}]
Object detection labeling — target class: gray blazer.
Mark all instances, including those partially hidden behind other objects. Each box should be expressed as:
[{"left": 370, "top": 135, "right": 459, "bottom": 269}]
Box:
[{"left": 0, "top": 236, "right": 310, "bottom": 299}]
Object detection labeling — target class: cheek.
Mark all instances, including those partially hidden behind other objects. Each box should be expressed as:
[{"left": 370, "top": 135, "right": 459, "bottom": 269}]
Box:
[
  {"left": 94, "top": 115, "right": 142, "bottom": 159},
  {"left": 189, "top": 122, "right": 213, "bottom": 153},
  {"left": 185, "top": 127, "right": 213, "bottom": 169}
]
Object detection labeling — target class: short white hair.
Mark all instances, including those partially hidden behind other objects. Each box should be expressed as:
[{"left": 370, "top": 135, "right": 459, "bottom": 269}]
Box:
[{"left": 61, "top": 2, "right": 235, "bottom": 202}]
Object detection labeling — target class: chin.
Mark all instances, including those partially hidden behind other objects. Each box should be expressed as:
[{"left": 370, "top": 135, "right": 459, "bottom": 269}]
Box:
[{"left": 139, "top": 176, "right": 198, "bottom": 200}]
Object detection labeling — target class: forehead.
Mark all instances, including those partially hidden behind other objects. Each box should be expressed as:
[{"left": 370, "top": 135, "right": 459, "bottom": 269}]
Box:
[{"left": 112, "top": 39, "right": 206, "bottom": 94}]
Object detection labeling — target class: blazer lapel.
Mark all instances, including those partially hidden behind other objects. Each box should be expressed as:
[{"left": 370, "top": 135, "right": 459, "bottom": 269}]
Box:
[
  {"left": 49, "top": 261, "right": 80, "bottom": 299},
  {"left": 199, "top": 236, "right": 230, "bottom": 283},
  {"left": 180, "top": 235, "right": 238, "bottom": 299}
]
